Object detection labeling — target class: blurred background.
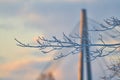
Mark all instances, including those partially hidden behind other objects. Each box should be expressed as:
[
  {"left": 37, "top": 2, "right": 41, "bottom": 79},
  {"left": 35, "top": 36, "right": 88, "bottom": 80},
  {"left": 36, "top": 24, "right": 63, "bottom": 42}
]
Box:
[{"left": 0, "top": 0, "right": 120, "bottom": 80}]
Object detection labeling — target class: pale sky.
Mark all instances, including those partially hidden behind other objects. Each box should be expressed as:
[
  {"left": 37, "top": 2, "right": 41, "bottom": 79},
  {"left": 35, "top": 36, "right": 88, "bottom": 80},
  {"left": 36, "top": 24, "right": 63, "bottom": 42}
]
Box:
[{"left": 0, "top": 0, "right": 120, "bottom": 80}]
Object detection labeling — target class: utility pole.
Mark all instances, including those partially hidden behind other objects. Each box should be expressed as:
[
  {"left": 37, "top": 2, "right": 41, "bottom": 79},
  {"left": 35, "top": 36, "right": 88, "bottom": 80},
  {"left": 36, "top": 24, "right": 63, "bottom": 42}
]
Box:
[{"left": 79, "top": 9, "right": 92, "bottom": 80}]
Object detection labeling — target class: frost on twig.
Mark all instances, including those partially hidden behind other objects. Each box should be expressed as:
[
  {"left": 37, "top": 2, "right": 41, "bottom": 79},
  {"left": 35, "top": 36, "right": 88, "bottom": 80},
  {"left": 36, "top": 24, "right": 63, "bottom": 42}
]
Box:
[
  {"left": 101, "top": 58, "right": 120, "bottom": 80},
  {"left": 15, "top": 17, "right": 120, "bottom": 60}
]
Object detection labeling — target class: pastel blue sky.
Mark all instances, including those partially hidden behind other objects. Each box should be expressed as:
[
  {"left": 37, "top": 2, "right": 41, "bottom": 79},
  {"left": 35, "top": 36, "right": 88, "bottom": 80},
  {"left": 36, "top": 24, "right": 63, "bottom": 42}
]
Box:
[{"left": 0, "top": 0, "right": 120, "bottom": 80}]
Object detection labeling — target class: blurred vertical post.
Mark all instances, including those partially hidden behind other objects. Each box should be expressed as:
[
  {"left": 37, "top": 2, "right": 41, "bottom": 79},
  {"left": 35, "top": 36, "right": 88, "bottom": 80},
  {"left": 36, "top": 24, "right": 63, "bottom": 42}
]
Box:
[{"left": 79, "top": 9, "right": 92, "bottom": 80}]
